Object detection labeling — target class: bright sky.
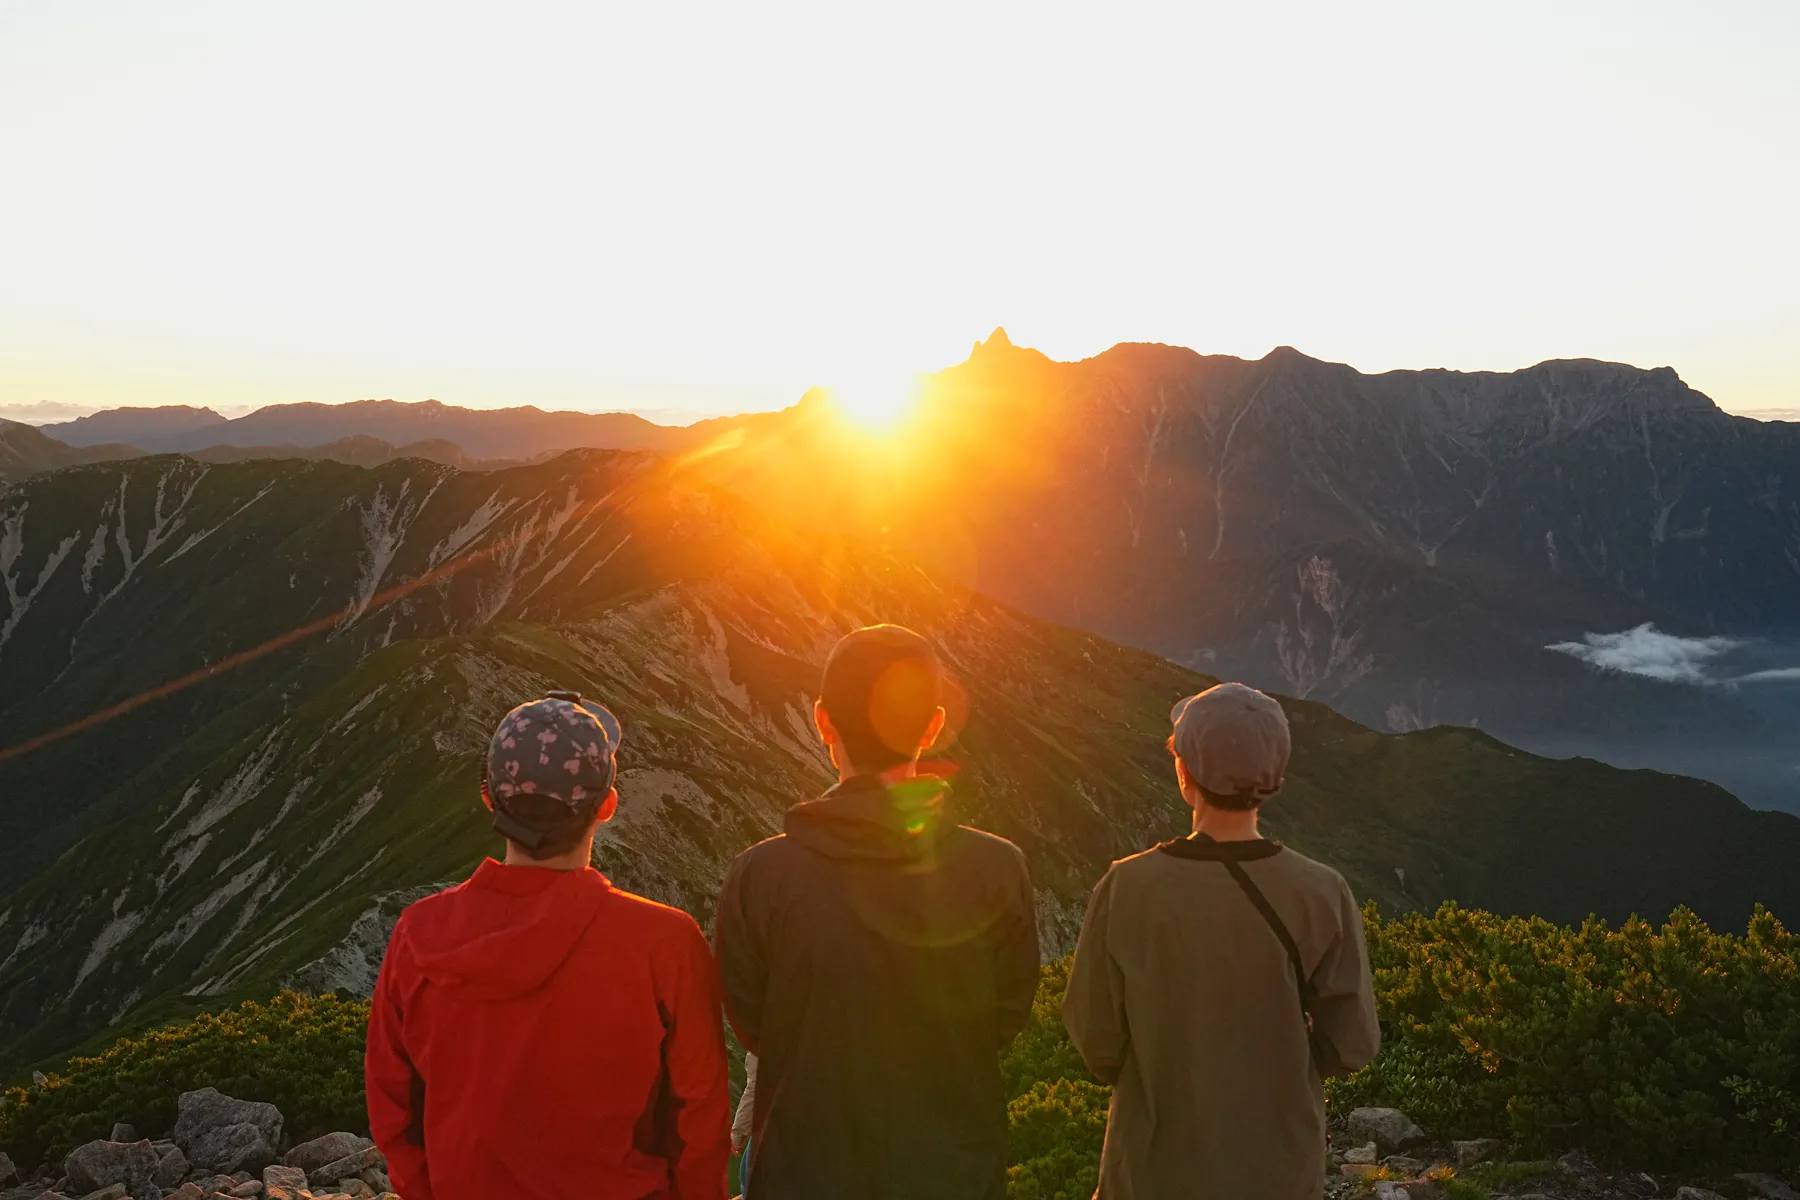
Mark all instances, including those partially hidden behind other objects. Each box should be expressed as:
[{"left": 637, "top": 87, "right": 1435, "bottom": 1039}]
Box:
[{"left": 2, "top": 0, "right": 1796, "bottom": 421}]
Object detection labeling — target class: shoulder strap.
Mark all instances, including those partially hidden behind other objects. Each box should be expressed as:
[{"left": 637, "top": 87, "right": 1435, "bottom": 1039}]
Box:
[
  {"left": 1218, "top": 858, "right": 1337, "bottom": 1072},
  {"left": 1219, "top": 858, "right": 1314, "bottom": 1001}
]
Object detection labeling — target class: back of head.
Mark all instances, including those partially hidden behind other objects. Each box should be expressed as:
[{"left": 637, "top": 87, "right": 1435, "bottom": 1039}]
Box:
[
  {"left": 484, "top": 691, "right": 622, "bottom": 859},
  {"left": 820, "top": 624, "right": 943, "bottom": 773},
  {"left": 1168, "top": 682, "right": 1291, "bottom": 811}
]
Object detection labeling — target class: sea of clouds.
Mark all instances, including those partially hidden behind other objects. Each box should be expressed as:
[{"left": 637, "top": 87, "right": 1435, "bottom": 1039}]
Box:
[{"left": 1548, "top": 623, "right": 1800, "bottom": 685}]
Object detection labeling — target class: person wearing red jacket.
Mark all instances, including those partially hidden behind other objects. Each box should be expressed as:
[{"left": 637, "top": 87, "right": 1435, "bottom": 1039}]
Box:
[{"left": 366, "top": 691, "right": 730, "bottom": 1200}]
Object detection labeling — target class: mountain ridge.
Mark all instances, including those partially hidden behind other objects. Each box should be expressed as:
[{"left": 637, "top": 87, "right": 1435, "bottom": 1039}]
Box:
[{"left": 2, "top": 448, "right": 1798, "bottom": 1077}]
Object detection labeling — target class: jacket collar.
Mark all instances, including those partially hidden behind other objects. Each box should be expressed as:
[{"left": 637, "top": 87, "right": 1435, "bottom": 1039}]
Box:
[{"left": 1156, "top": 831, "right": 1284, "bottom": 861}]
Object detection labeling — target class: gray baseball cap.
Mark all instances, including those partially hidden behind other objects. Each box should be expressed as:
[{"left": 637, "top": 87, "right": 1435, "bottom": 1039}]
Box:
[
  {"left": 485, "top": 690, "right": 622, "bottom": 809},
  {"left": 1169, "top": 682, "right": 1291, "bottom": 799}
]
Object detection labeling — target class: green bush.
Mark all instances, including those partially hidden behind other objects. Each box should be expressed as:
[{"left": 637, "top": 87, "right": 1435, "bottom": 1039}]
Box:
[
  {"left": 1331, "top": 901, "right": 1799, "bottom": 1171},
  {"left": 1004, "top": 1079, "right": 1108, "bottom": 1200},
  {"left": 0, "top": 992, "right": 368, "bottom": 1171},
  {"left": 5, "top": 903, "right": 1794, "bottom": 1184}
]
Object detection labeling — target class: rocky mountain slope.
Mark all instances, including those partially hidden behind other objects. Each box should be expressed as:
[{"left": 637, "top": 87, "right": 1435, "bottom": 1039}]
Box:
[
  {"left": 2, "top": 450, "right": 1797, "bottom": 1076},
  {"left": 689, "top": 332, "right": 1800, "bottom": 811}
]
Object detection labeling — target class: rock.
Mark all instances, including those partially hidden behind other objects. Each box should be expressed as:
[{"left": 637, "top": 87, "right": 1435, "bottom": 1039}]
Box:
[
  {"left": 1675, "top": 1189, "right": 1728, "bottom": 1200},
  {"left": 335, "top": 1181, "right": 374, "bottom": 1199},
  {"left": 1737, "top": 1175, "right": 1800, "bottom": 1200},
  {"left": 308, "top": 1148, "right": 384, "bottom": 1188},
  {"left": 1370, "top": 1184, "right": 1410, "bottom": 1200},
  {"left": 153, "top": 1147, "right": 189, "bottom": 1189},
  {"left": 1342, "top": 1142, "right": 1378, "bottom": 1165},
  {"left": 357, "top": 1168, "right": 391, "bottom": 1192},
  {"left": 1346, "top": 1107, "right": 1425, "bottom": 1152},
  {"left": 1453, "top": 1138, "right": 1503, "bottom": 1167},
  {"left": 169, "top": 1089, "right": 283, "bottom": 1160},
  {"left": 229, "top": 1183, "right": 264, "bottom": 1198},
  {"left": 166, "top": 1186, "right": 206, "bottom": 1200},
  {"left": 30, "top": 1072, "right": 47, "bottom": 1087},
  {"left": 1339, "top": 1163, "right": 1378, "bottom": 1179},
  {"left": 106, "top": 1126, "right": 135, "bottom": 1146},
  {"left": 75, "top": 1187, "right": 127, "bottom": 1200},
  {"left": 187, "top": 1124, "right": 275, "bottom": 1177},
  {"left": 1384, "top": 1155, "right": 1426, "bottom": 1175},
  {"left": 281, "top": 1135, "right": 372, "bottom": 1176},
  {"left": 262, "top": 1167, "right": 307, "bottom": 1193},
  {"left": 1556, "top": 1149, "right": 1596, "bottom": 1175},
  {"left": 0, "top": 1153, "right": 15, "bottom": 1185},
  {"left": 61, "top": 1141, "right": 158, "bottom": 1199}
]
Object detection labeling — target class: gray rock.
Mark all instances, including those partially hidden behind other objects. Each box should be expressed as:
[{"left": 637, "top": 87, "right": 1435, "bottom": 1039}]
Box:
[
  {"left": 1346, "top": 1107, "right": 1426, "bottom": 1152},
  {"left": 30, "top": 1072, "right": 46, "bottom": 1087},
  {"left": 1342, "top": 1141, "right": 1378, "bottom": 1165},
  {"left": 308, "top": 1148, "right": 384, "bottom": 1188},
  {"left": 1737, "top": 1175, "right": 1800, "bottom": 1200},
  {"left": 186, "top": 1124, "right": 275, "bottom": 1177},
  {"left": 1676, "top": 1189, "right": 1728, "bottom": 1200},
  {"left": 0, "top": 1153, "right": 15, "bottom": 1185},
  {"left": 152, "top": 1147, "right": 188, "bottom": 1189},
  {"left": 262, "top": 1166, "right": 308, "bottom": 1192},
  {"left": 1453, "top": 1138, "right": 1503, "bottom": 1166},
  {"left": 60, "top": 1141, "right": 158, "bottom": 1199},
  {"left": 1556, "top": 1148, "right": 1596, "bottom": 1175},
  {"left": 75, "top": 1186, "right": 127, "bottom": 1200},
  {"left": 282, "top": 1134, "right": 372, "bottom": 1175},
  {"left": 358, "top": 1167, "right": 391, "bottom": 1192},
  {"left": 105, "top": 1126, "right": 135, "bottom": 1146},
  {"left": 1384, "top": 1155, "right": 1426, "bottom": 1175},
  {"left": 169, "top": 1089, "right": 283, "bottom": 1158}
]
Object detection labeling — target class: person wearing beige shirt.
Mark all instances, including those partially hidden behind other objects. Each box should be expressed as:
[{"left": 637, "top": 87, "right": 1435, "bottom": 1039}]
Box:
[{"left": 1063, "top": 683, "right": 1381, "bottom": 1199}]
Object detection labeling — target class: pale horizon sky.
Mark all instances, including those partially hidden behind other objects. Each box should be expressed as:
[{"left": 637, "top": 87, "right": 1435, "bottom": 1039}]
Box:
[{"left": 3, "top": 0, "right": 1797, "bottom": 420}]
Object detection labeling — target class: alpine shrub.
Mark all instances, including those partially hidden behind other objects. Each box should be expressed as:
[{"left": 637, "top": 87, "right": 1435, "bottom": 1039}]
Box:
[{"left": 0, "top": 992, "right": 368, "bottom": 1170}]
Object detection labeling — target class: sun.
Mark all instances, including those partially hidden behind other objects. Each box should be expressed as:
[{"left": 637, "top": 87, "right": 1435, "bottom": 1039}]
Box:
[{"left": 829, "top": 375, "right": 923, "bottom": 431}]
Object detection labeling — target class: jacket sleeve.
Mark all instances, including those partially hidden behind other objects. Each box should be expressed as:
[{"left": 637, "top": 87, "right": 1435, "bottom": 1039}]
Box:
[
  {"left": 663, "top": 918, "right": 733, "bottom": 1200},
  {"left": 730, "top": 1054, "right": 757, "bottom": 1150},
  {"left": 1062, "top": 867, "right": 1129, "bottom": 1085},
  {"left": 994, "top": 846, "right": 1042, "bottom": 1048},
  {"left": 365, "top": 916, "right": 433, "bottom": 1200},
  {"left": 713, "top": 851, "right": 765, "bottom": 1054},
  {"left": 1309, "top": 880, "right": 1381, "bottom": 1078}
]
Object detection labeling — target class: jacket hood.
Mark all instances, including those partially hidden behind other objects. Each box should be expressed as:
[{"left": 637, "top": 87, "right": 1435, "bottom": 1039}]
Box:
[
  {"left": 783, "top": 774, "right": 956, "bottom": 861},
  {"left": 409, "top": 859, "right": 610, "bottom": 1000}
]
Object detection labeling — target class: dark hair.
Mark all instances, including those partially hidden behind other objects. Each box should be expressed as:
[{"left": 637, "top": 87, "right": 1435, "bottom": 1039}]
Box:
[
  {"left": 1166, "top": 736, "right": 1262, "bottom": 812},
  {"left": 819, "top": 625, "right": 943, "bottom": 772},
  {"left": 496, "top": 792, "right": 600, "bottom": 861}
]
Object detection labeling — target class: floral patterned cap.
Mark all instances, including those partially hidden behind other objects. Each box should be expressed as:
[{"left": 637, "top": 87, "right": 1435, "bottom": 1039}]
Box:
[{"left": 485, "top": 690, "right": 621, "bottom": 809}]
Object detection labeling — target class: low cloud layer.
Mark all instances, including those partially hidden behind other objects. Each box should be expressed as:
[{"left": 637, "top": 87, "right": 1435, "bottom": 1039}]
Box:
[
  {"left": 1548, "top": 624, "right": 1738, "bottom": 683},
  {"left": 1548, "top": 624, "right": 1800, "bottom": 686}
]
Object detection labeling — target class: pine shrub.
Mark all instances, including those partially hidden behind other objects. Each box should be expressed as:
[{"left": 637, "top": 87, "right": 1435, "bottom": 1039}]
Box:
[
  {"left": 4, "top": 903, "right": 1794, "bottom": 1184},
  {"left": 0, "top": 992, "right": 368, "bottom": 1171}
]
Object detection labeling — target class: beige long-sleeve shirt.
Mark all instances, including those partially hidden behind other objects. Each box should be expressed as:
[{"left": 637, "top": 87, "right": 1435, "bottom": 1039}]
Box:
[{"left": 1063, "top": 836, "right": 1379, "bottom": 1200}]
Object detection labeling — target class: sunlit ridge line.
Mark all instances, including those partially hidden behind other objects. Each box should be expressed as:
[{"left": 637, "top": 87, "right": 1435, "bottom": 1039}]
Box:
[{"left": 0, "top": 489, "right": 628, "bottom": 765}]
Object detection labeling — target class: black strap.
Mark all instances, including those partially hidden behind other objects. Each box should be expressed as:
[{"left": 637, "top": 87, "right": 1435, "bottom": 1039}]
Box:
[{"left": 1218, "top": 858, "right": 1332, "bottom": 1070}]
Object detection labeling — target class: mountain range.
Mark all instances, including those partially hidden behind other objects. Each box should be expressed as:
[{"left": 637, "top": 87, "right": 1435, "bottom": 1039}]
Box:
[
  {"left": 42, "top": 399, "right": 726, "bottom": 460},
  {"left": 5, "top": 332, "right": 1800, "bottom": 1074},
  {"left": 684, "top": 332, "right": 1800, "bottom": 813},
  {"left": 1, "top": 447, "right": 1796, "bottom": 1078}
]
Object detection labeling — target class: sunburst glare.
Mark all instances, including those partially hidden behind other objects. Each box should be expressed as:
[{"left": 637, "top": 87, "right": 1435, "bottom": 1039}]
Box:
[{"left": 829, "top": 375, "right": 923, "bottom": 431}]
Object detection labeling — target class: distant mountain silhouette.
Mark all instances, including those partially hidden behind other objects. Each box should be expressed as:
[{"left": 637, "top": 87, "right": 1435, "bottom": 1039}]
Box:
[
  {"left": 47, "top": 398, "right": 721, "bottom": 459},
  {"left": 0, "top": 419, "right": 144, "bottom": 483},
  {"left": 44, "top": 404, "right": 227, "bottom": 446}
]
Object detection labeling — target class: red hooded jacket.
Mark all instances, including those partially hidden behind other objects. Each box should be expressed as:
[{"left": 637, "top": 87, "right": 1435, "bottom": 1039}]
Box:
[{"left": 366, "top": 860, "right": 730, "bottom": 1200}]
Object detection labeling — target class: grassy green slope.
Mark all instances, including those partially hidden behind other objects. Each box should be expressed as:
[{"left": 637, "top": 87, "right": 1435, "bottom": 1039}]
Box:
[{"left": 4, "top": 449, "right": 1798, "bottom": 1078}]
